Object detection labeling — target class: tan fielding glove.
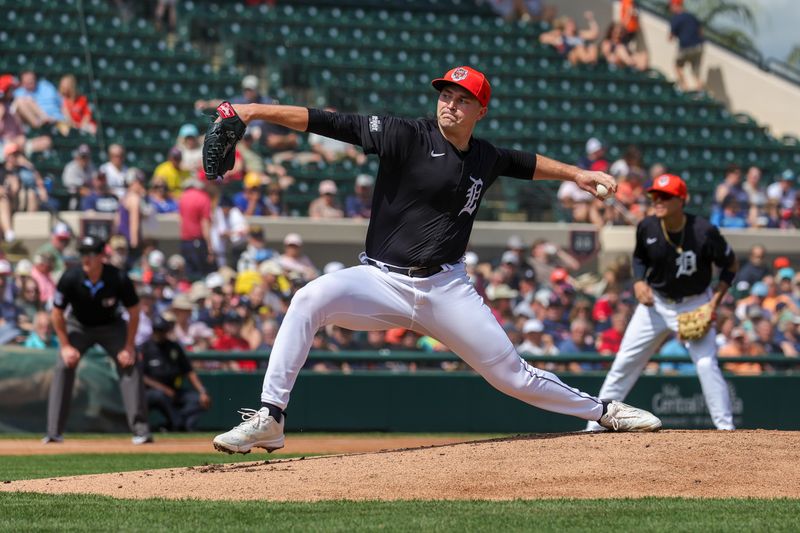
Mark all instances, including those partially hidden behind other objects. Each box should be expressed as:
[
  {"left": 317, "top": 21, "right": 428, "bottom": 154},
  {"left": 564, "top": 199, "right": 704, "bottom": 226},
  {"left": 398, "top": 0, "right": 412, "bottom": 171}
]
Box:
[{"left": 677, "top": 302, "right": 714, "bottom": 341}]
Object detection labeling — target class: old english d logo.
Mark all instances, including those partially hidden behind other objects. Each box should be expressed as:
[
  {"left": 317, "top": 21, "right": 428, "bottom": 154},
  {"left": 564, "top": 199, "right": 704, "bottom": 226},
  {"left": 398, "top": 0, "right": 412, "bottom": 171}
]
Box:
[{"left": 459, "top": 176, "right": 483, "bottom": 216}]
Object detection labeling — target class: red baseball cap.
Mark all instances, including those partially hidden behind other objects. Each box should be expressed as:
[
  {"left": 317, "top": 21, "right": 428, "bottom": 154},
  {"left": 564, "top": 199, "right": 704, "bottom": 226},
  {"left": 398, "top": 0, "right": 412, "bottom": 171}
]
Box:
[
  {"left": 431, "top": 66, "right": 491, "bottom": 107},
  {"left": 648, "top": 174, "right": 688, "bottom": 200},
  {"left": 774, "top": 256, "right": 790, "bottom": 270},
  {"left": 0, "top": 74, "right": 18, "bottom": 97}
]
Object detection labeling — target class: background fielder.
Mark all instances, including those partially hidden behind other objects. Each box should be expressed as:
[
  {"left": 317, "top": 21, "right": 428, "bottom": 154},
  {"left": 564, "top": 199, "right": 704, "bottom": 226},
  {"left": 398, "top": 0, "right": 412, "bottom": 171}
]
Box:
[
  {"left": 207, "top": 66, "right": 662, "bottom": 454},
  {"left": 588, "top": 174, "right": 737, "bottom": 431}
]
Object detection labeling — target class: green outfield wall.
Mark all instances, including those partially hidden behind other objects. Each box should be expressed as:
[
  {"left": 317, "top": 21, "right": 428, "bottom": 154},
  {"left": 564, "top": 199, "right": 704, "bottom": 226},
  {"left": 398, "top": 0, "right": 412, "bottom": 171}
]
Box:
[{"left": 2, "top": 350, "right": 798, "bottom": 433}]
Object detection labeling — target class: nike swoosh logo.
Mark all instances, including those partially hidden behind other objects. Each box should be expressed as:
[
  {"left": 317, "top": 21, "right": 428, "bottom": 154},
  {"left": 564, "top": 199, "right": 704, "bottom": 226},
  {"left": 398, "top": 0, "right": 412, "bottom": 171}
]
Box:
[
  {"left": 646, "top": 237, "right": 657, "bottom": 245},
  {"left": 431, "top": 151, "right": 446, "bottom": 158}
]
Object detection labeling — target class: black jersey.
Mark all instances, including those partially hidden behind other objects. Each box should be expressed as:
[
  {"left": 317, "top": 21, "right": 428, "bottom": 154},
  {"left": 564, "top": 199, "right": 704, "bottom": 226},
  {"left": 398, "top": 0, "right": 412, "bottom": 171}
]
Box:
[
  {"left": 53, "top": 263, "right": 140, "bottom": 326},
  {"left": 306, "top": 109, "right": 537, "bottom": 267},
  {"left": 632, "top": 214, "right": 735, "bottom": 299}
]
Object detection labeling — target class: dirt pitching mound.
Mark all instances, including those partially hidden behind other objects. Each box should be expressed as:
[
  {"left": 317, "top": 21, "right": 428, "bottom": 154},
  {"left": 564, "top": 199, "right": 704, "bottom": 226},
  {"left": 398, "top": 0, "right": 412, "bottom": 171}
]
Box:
[{"left": 3, "top": 430, "right": 799, "bottom": 501}]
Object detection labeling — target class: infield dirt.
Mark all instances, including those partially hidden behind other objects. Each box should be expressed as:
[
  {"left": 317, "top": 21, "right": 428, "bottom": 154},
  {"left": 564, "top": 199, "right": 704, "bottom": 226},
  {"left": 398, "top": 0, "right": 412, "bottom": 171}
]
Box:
[{"left": 3, "top": 430, "right": 799, "bottom": 501}]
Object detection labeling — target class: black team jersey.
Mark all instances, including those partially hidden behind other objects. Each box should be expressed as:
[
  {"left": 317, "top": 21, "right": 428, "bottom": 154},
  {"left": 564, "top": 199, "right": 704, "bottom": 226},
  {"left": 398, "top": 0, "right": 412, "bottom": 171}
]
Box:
[
  {"left": 306, "top": 109, "right": 537, "bottom": 267},
  {"left": 633, "top": 214, "right": 736, "bottom": 299}
]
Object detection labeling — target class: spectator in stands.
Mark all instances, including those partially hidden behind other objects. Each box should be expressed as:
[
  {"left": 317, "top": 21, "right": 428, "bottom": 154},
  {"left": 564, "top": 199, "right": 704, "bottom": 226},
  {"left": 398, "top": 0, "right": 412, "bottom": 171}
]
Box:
[
  {"left": 539, "top": 12, "right": 599, "bottom": 66},
  {"left": 743, "top": 166, "right": 767, "bottom": 206},
  {"left": 176, "top": 124, "right": 203, "bottom": 176},
  {"left": 16, "top": 276, "right": 40, "bottom": 332},
  {"left": 750, "top": 198, "right": 782, "bottom": 229},
  {"left": 597, "top": 312, "right": 627, "bottom": 355},
  {"left": 711, "top": 194, "right": 748, "bottom": 228},
  {"left": 601, "top": 22, "right": 648, "bottom": 71},
  {"left": 309, "top": 108, "right": 367, "bottom": 166},
  {"left": 80, "top": 173, "right": 119, "bottom": 213},
  {"left": 117, "top": 170, "right": 147, "bottom": 254},
  {"left": 2, "top": 142, "right": 49, "bottom": 214},
  {"left": 23, "top": 310, "right": 57, "bottom": 349},
  {"left": 57, "top": 74, "right": 96, "bottom": 136},
  {"left": 264, "top": 183, "right": 286, "bottom": 217},
  {"left": 669, "top": 0, "right": 705, "bottom": 91},
  {"left": 31, "top": 252, "right": 56, "bottom": 305},
  {"left": 714, "top": 164, "right": 747, "bottom": 207},
  {"left": 62, "top": 144, "right": 96, "bottom": 209},
  {"left": 211, "top": 195, "right": 248, "bottom": 268},
  {"left": 178, "top": 179, "right": 213, "bottom": 278},
  {"left": 35, "top": 222, "right": 72, "bottom": 278},
  {"left": 278, "top": 233, "right": 318, "bottom": 282},
  {"left": 558, "top": 318, "right": 595, "bottom": 371},
  {"left": 486, "top": 284, "right": 518, "bottom": 327},
  {"left": 0, "top": 75, "right": 52, "bottom": 157},
  {"left": 237, "top": 225, "right": 278, "bottom": 272},
  {"left": 527, "top": 239, "right": 579, "bottom": 284},
  {"left": 153, "top": 147, "right": 189, "bottom": 197},
  {"left": 146, "top": 176, "right": 178, "bottom": 213},
  {"left": 619, "top": 0, "right": 640, "bottom": 42},
  {"left": 719, "top": 327, "right": 763, "bottom": 375},
  {"left": 0, "top": 259, "right": 20, "bottom": 322},
  {"left": 154, "top": 0, "right": 178, "bottom": 38},
  {"left": 766, "top": 169, "right": 797, "bottom": 212},
  {"left": 234, "top": 172, "right": 269, "bottom": 216},
  {"left": 489, "top": 0, "right": 556, "bottom": 23},
  {"left": 736, "top": 245, "right": 768, "bottom": 285},
  {"left": 345, "top": 174, "right": 374, "bottom": 219},
  {"left": 195, "top": 75, "right": 275, "bottom": 127},
  {"left": 309, "top": 179, "right": 344, "bottom": 219},
  {"left": 12, "top": 70, "right": 65, "bottom": 129},
  {"left": 752, "top": 318, "right": 782, "bottom": 355},
  {"left": 211, "top": 311, "right": 255, "bottom": 370},
  {"left": 517, "top": 318, "right": 559, "bottom": 356},
  {"left": 141, "top": 314, "right": 211, "bottom": 432},
  {"left": 99, "top": 144, "right": 129, "bottom": 198}
]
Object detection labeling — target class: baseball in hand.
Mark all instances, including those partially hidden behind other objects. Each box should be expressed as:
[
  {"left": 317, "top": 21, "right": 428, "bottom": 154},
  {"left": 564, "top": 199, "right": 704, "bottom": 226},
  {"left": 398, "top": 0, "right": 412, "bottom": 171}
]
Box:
[{"left": 596, "top": 183, "right": 610, "bottom": 198}]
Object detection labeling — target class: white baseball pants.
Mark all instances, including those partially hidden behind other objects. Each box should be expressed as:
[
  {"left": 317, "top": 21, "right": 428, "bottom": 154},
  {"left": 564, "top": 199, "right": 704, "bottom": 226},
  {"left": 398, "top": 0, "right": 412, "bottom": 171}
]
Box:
[
  {"left": 589, "top": 290, "right": 734, "bottom": 430},
  {"left": 261, "top": 262, "right": 605, "bottom": 421}
]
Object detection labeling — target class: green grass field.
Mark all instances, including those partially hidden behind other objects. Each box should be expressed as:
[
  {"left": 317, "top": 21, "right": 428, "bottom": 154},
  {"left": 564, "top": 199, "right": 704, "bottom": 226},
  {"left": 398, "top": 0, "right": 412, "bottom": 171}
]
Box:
[{"left": 2, "top": 447, "right": 798, "bottom": 531}]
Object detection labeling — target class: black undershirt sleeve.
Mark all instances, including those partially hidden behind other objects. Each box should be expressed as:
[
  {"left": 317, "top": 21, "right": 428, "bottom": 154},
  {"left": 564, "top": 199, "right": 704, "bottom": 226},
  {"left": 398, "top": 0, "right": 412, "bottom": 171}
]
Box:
[{"left": 632, "top": 223, "right": 649, "bottom": 281}]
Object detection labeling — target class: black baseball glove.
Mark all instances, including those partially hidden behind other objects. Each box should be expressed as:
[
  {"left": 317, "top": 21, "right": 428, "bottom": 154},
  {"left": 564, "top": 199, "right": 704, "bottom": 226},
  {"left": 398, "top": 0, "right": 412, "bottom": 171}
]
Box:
[{"left": 202, "top": 102, "right": 246, "bottom": 180}]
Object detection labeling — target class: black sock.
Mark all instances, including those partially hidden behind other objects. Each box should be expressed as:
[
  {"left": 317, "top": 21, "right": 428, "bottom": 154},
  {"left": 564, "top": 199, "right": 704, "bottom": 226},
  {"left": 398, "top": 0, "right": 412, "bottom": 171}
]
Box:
[
  {"left": 261, "top": 402, "right": 283, "bottom": 422},
  {"left": 600, "top": 400, "right": 610, "bottom": 418}
]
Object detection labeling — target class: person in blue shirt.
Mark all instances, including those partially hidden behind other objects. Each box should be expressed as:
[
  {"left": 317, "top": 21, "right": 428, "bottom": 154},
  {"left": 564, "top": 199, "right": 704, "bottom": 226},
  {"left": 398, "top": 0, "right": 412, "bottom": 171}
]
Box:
[
  {"left": 668, "top": 0, "right": 704, "bottom": 91},
  {"left": 710, "top": 194, "right": 748, "bottom": 229},
  {"left": 24, "top": 311, "right": 59, "bottom": 349},
  {"left": 13, "top": 71, "right": 64, "bottom": 128}
]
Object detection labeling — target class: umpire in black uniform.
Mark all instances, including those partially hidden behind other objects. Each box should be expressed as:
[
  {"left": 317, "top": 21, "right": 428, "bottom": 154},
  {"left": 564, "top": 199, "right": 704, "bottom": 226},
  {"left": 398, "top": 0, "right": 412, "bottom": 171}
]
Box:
[{"left": 44, "top": 235, "right": 151, "bottom": 444}]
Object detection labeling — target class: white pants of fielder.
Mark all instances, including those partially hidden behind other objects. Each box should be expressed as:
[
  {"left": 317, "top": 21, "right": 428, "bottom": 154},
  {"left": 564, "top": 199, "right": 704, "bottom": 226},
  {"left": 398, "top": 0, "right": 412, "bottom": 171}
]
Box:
[
  {"left": 588, "top": 290, "right": 734, "bottom": 430},
  {"left": 261, "top": 260, "right": 605, "bottom": 422}
]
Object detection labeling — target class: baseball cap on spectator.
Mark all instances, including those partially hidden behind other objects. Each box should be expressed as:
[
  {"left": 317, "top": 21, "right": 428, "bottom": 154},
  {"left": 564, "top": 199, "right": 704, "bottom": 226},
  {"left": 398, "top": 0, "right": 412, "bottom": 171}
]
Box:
[
  {"left": 218, "top": 266, "right": 237, "bottom": 284},
  {"left": 501, "top": 251, "right": 519, "bottom": 265},
  {"left": 487, "top": 284, "right": 518, "bottom": 301},
  {"left": 152, "top": 313, "right": 175, "bottom": 332},
  {"left": 746, "top": 305, "right": 765, "bottom": 320},
  {"left": 731, "top": 327, "right": 747, "bottom": 340},
  {"left": 0, "top": 74, "right": 18, "bottom": 97},
  {"left": 3, "top": 143, "right": 20, "bottom": 159},
  {"left": 773, "top": 256, "right": 790, "bottom": 270},
  {"left": 205, "top": 272, "right": 225, "bottom": 291},
  {"left": 248, "top": 225, "right": 265, "bottom": 239},
  {"left": 125, "top": 168, "right": 146, "bottom": 186},
  {"left": 431, "top": 66, "right": 491, "bottom": 107},
  {"left": 779, "top": 169, "right": 795, "bottom": 182},
  {"left": 190, "top": 281, "right": 210, "bottom": 302},
  {"left": 550, "top": 267, "right": 569, "bottom": 284},
  {"left": 319, "top": 180, "right": 338, "bottom": 195},
  {"left": 222, "top": 310, "right": 243, "bottom": 323},
  {"left": 777, "top": 267, "right": 795, "bottom": 281},
  {"left": 168, "top": 146, "right": 182, "bottom": 160},
  {"left": 323, "top": 261, "right": 345, "bottom": 274},
  {"left": 534, "top": 288, "right": 553, "bottom": 306},
  {"left": 178, "top": 123, "right": 199, "bottom": 138},
  {"left": 283, "top": 233, "right": 303, "bottom": 247},
  {"left": 585, "top": 138, "right": 603, "bottom": 155},
  {"left": 506, "top": 235, "right": 525, "bottom": 250},
  {"left": 167, "top": 254, "right": 185, "bottom": 271},
  {"left": 258, "top": 260, "right": 283, "bottom": 276},
  {"left": 244, "top": 172, "right": 262, "bottom": 189},
  {"left": 151, "top": 272, "right": 168, "bottom": 286},
  {"left": 171, "top": 293, "right": 194, "bottom": 311},
  {"left": 523, "top": 319, "right": 544, "bottom": 334},
  {"left": 78, "top": 235, "right": 105, "bottom": 255},
  {"left": 241, "top": 75, "right": 259, "bottom": 91},
  {"left": 74, "top": 143, "right": 91, "bottom": 158},
  {"left": 0, "top": 259, "right": 11, "bottom": 276},
  {"left": 521, "top": 268, "right": 536, "bottom": 282},
  {"left": 464, "top": 251, "right": 479, "bottom": 267},
  {"left": 148, "top": 250, "right": 165, "bottom": 269},
  {"left": 355, "top": 174, "right": 374, "bottom": 187},
  {"left": 52, "top": 222, "right": 72, "bottom": 240},
  {"left": 235, "top": 270, "right": 261, "bottom": 295},
  {"left": 648, "top": 174, "right": 688, "bottom": 200},
  {"left": 15, "top": 258, "right": 33, "bottom": 276},
  {"left": 750, "top": 281, "right": 768, "bottom": 297}
]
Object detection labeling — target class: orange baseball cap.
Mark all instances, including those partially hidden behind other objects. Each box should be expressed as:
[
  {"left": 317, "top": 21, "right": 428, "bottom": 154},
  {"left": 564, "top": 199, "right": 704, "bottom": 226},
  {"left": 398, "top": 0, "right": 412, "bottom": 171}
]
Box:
[
  {"left": 648, "top": 174, "right": 688, "bottom": 200},
  {"left": 773, "top": 256, "right": 790, "bottom": 270},
  {"left": 431, "top": 66, "right": 491, "bottom": 107}
]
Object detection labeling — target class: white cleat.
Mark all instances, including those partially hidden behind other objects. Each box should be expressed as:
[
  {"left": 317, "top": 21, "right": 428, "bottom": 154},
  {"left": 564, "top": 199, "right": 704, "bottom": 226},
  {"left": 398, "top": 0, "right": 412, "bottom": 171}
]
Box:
[
  {"left": 598, "top": 401, "right": 662, "bottom": 432},
  {"left": 212, "top": 407, "right": 285, "bottom": 454}
]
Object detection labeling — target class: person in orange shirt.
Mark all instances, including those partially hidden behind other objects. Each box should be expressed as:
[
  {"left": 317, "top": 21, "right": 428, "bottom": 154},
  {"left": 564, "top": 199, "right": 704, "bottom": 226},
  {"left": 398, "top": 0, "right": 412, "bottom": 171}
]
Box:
[{"left": 719, "top": 327, "right": 763, "bottom": 375}]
